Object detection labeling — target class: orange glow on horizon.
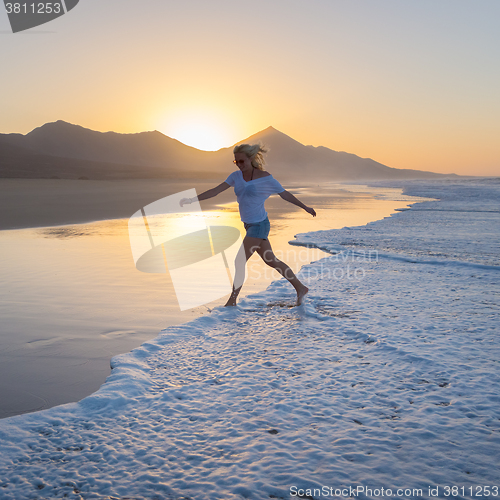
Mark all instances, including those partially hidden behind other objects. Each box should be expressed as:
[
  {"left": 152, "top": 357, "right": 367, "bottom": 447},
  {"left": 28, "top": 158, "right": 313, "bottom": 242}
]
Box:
[
  {"left": 155, "top": 103, "right": 245, "bottom": 151},
  {"left": 160, "top": 118, "right": 231, "bottom": 151}
]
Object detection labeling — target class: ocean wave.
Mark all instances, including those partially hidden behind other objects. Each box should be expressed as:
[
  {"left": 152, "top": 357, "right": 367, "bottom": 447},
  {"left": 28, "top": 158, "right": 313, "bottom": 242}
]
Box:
[
  {"left": 0, "top": 178, "right": 498, "bottom": 498},
  {"left": 295, "top": 179, "right": 500, "bottom": 268}
]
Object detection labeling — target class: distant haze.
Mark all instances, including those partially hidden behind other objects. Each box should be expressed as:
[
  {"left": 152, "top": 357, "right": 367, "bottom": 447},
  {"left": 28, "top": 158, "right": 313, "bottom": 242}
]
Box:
[{"left": 0, "top": 121, "right": 452, "bottom": 182}]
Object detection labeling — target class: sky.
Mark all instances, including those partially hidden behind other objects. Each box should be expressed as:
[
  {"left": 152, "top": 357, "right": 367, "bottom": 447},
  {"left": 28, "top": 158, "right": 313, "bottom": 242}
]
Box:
[{"left": 1, "top": 0, "right": 499, "bottom": 176}]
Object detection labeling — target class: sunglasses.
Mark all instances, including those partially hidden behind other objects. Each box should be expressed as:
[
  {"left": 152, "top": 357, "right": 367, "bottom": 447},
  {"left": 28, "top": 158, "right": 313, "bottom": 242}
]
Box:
[{"left": 233, "top": 160, "right": 246, "bottom": 166}]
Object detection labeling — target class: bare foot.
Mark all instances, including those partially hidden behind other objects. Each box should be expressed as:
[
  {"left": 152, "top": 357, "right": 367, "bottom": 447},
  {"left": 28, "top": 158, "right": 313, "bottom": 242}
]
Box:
[{"left": 296, "top": 285, "right": 309, "bottom": 306}]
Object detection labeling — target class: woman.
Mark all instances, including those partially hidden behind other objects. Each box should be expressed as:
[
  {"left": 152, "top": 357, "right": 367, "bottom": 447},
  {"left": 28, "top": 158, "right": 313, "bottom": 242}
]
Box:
[{"left": 180, "top": 144, "right": 316, "bottom": 306}]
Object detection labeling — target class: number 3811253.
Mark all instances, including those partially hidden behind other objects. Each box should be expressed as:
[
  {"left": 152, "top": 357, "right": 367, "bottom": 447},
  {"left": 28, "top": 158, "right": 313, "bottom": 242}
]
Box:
[{"left": 5, "top": 3, "right": 63, "bottom": 14}]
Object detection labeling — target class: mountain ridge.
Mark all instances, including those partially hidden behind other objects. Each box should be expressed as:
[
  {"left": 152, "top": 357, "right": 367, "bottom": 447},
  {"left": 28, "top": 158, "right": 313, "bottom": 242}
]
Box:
[{"left": 0, "top": 120, "right": 453, "bottom": 181}]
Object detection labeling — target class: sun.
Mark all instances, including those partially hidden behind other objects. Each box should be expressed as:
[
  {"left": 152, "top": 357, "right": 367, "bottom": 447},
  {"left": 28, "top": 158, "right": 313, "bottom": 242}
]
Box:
[{"left": 160, "top": 114, "right": 233, "bottom": 151}]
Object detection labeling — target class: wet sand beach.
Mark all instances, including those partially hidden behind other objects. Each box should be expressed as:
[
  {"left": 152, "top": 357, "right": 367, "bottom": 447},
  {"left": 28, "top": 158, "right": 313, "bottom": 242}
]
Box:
[{"left": 0, "top": 178, "right": 415, "bottom": 418}]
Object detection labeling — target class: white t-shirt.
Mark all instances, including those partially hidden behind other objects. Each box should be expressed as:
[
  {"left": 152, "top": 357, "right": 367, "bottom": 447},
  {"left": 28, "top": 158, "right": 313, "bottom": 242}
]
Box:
[{"left": 225, "top": 170, "right": 285, "bottom": 224}]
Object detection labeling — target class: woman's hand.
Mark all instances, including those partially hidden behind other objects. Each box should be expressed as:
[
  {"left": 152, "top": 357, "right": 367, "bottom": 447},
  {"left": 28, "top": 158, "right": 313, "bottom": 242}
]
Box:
[
  {"left": 179, "top": 197, "right": 191, "bottom": 207},
  {"left": 305, "top": 206, "right": 316, "bottom": 217}
]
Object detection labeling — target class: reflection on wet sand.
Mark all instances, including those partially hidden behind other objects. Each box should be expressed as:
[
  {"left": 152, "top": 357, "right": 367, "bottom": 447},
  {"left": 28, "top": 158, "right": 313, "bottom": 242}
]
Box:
[{"left": 0, "top": 183, "right": 412, "bottom": 418}]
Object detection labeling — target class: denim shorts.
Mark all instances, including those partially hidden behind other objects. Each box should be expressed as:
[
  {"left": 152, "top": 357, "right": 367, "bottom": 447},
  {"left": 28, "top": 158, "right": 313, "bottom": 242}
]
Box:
[{"left": 244, "top": 216, "right": 271, "bottom": 239}]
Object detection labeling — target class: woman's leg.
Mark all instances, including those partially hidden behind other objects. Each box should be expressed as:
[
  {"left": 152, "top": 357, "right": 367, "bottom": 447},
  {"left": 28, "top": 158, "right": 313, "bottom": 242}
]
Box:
[
  {"left": 224, "top": 235, "right": 263, "bottom": 306},
  {"left": 256, "top": 239, "right": 309, "bottom": 305}
]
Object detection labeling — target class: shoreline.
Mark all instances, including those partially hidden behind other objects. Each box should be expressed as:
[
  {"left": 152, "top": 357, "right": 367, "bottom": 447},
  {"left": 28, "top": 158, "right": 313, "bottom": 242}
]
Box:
[
  {"left": 0, "top": 176, "right": 435, "bottom": 232},
  {"left": 0, "top": 179, "right": 416, "bottom": 419}
]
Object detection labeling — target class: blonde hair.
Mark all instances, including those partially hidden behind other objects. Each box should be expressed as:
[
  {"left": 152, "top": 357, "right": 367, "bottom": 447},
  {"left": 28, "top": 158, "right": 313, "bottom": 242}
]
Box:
[{"left": 233, "top": 143, "right": 269, "bottom": 171}]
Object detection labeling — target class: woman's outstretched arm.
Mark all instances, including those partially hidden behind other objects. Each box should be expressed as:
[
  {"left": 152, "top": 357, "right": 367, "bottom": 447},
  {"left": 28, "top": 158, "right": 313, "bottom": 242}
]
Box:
[
  {"left": 180, "top": 182, "right": 230, "bottom": 207},
  {"left": 278, "top": 190, "right": 316, "bottom": 217}
]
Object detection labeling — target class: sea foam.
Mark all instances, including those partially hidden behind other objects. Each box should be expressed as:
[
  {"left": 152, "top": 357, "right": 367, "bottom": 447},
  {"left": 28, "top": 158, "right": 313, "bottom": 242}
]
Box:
[{"left": 0, "top": 178, "right": 498, "bottom": 499}]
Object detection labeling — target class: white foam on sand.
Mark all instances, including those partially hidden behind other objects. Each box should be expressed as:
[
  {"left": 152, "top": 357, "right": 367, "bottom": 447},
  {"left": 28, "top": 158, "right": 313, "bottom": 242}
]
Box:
[{"left": 0, "top": 178, "right": 498, "bottom": 499}]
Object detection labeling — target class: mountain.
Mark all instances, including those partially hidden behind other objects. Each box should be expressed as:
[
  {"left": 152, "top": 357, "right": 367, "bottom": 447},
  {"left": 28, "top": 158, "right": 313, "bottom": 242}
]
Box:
[
  {"left": 0, "top": 121, "right": 228, "bottom": 180},
  {"left": 4, "top": 120, "right": 214, "bottom": 168},
  {"left": 0, "top": 121, "right": 451, "bottom": 181},
  {"left": 243, "top": 126, "right": 447, "bottom": 181},
  {"left": 0, "top": 140, "right": 189, "bottom": 180}
]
